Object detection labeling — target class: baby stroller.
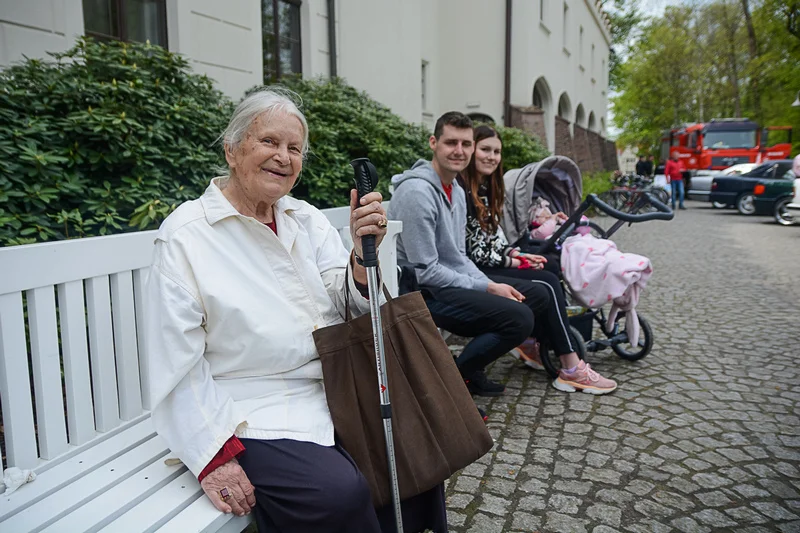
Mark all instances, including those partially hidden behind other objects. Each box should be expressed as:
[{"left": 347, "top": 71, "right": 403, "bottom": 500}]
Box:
[{"left": 502, "top": 156, "right": 674, "bottom": 378}]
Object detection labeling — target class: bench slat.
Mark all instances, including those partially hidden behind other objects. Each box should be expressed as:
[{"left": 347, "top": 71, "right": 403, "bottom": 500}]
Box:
[
  {"left": 0, "top": 292, "right": 39, "bottom": 470},
  {"left": 133, "top": 268, "right": 152, "bottom": 410},
  {"left": 111, "top": 271, "right": 143, "bottom": 420},
  {"left": 57, "top": 280, "right": 97, "bottom": 446},
  {"left": 27, "top": 287, "right": 69, "bottom": 460},
  {"left": 0, "top": 434, "right": 169, "bottom": 532},
  {"left": 156, "top": 497, "right": 252, "bottom": 533},
  {"left": 39, "top": 446, "right": 185, "bottom": 533},
  {"left": 0, "top": 416, "right": 154, "bottom": 519},
  {"left": 85, "top": 276, "right": 121, "bottom": 432},
  {"left": 97, "top": 470, "right": 203, "bottom": 533}
]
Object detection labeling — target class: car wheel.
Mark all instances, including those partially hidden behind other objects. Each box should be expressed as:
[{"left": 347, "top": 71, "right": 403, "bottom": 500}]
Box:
[
  {"left": 774, "top": 197, "right": 797, "bottom": 226},
  {"left": 736, "top": 193, "right": 756, "bottom": 215},
  {"left": 711, "top": 201, "right": 727, "bottom": 209}
]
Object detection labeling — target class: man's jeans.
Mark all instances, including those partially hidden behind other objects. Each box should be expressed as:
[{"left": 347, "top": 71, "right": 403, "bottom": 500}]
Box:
[{"left": 671, "top": 180, "right": 685, "bottom": 209}]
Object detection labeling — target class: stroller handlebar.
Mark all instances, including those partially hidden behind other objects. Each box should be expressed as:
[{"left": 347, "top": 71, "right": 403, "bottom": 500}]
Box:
[{"left": 588, "top": 193, "right": 675, "bottom": 222}]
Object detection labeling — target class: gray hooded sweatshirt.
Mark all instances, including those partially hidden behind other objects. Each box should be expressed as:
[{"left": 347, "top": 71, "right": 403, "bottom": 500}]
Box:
[{"left": 387, "top": 160, "right": 490, "bottom": 292}]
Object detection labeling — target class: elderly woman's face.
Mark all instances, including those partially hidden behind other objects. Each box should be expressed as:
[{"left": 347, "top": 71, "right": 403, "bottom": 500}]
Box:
[{"left": 225, "top": 111, "right": 304, "bottom": 204}]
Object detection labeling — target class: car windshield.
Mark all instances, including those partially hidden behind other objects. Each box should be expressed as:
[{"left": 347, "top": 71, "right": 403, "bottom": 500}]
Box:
[
  {"left": 704, "top": 130, "right": 757, "bottom": 149},
  {"left": 741, "top": 163, "right": 775, "bottom": 177}
]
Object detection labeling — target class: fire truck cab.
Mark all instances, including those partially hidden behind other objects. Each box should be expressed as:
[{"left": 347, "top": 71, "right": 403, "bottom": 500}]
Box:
[{"left": 660, "top": 118, "right": 792, "bottom": 173}]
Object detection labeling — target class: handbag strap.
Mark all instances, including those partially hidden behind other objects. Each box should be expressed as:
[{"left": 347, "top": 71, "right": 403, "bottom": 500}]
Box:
[{"left": 344, "top": 260, "right": 392, "bottom": 322}]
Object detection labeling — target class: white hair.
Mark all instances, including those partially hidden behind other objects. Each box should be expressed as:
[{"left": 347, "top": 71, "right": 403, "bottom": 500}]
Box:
[{"left": 221, "top": 87, "right": 309, "bottom": 157}]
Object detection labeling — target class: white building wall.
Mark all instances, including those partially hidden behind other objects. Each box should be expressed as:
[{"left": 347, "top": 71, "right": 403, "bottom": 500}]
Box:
[
  {"left": 166, "top": 0, "right": 262, "bottom": 99},
  {"left": 509, "top": 0, "right": 611, "bottom": 150},
  {"left": 335, "top": 0, "right": 423, "bottom": 125},
  {"left": 434, "top": 0, "right": 506, "bottom": 126},
  {"left": 0, "top": 0, "right": 84, "bottom": 68}
]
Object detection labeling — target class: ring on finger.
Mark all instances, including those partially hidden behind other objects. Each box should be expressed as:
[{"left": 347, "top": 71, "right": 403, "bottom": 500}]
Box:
[
  {"left": 219, "top": 487, "right": 232, "bottom": 502},
  {"left": 377, "top": 217, "right": 388, "bottom": 229}
]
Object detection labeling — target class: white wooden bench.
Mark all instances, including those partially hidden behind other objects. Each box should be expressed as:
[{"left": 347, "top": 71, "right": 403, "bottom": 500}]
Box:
[{"left": 0, "top": 207, "right": 402, "bottom": 533}]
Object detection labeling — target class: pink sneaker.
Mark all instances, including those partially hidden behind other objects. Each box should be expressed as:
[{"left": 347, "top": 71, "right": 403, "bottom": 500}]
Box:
[
  {"left": 553, "top": 361, "right": 617, "bottom": 395},
  {"left": 510, "top": 338, "right": 544, "bottom": 371}
]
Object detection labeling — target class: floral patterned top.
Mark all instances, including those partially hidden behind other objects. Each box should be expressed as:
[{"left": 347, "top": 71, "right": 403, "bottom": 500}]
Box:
[{"left": 462, "top": 179, "right": 517, "bottom": 268}]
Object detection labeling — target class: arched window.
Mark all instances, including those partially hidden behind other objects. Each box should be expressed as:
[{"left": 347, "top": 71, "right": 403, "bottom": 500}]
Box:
[
  {"left": 575, "top": 104, "right": 586, "bottom": 127},
  {"left": 588, "top": 111, "right": 597, "bottom": 131},
  {"left": 558, "top": 93, "right": 572, "bottom": 120},
  {"left": 468, "top": 113, "right": 495, "bottom": 125}
]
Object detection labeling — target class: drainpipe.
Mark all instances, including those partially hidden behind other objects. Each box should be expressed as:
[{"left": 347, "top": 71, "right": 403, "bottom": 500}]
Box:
[
  {"left": 327, "top": 0, "right": 337, "bottom": 77},
  {"left": 504, "top": 0, "right": 512, "bottom": 126}
]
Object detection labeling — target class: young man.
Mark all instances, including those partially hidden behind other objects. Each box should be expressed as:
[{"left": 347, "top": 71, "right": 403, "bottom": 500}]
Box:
[
  {"left": 635, "top": 155, "right": 647, "bottom": 177},
  {"left": 387, "top": 112, "right": 551, "bottom": 396}
]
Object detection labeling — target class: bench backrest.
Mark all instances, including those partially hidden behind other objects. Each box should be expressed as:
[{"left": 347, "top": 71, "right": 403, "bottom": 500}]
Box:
[{"left": 0, "top": 207, "right": 401, "bottom": 486}]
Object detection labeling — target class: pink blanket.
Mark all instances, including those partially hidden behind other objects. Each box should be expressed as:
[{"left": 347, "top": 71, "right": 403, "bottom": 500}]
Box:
[{"left": 561, "top": 234, "right": 653, "bottom": 346}]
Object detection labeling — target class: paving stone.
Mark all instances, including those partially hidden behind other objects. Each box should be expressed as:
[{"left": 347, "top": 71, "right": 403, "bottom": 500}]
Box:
[
  {"left": 510, "top": 512, "right": 541, "bottom": 532},
  {"left": 751, "top": 502, "right": 800, "bottom": 521},
  {"left": 692, "top": 472, "right": 732, "bottom": 489},
  {"left": 549, "top": 493, "right": 582, "bottom": 514},
  {"left": 517, "top": 495, "right": 546, "bottom": 512},
  {"left": 693, "top": 508, "right": 739, "bottom": 528},
  {"left": 652, "top": 490, "right": 695, "bottom": 511},
  {"left": 484, "top": 477, "right": 516, "bottom": 497},
  {"left": 582, "top": 467, "right": 622, "bottom": 485},
  {"left": 633, "top": 500, "right": 675, "bottom": 519},
  {"left": 466, "top": 512, "right": 504, "bottom": 533},
  {"left": 478, "top": 494, "right": 510, "bottom": 516},
  {"left": 587, "top": 503, "right": 622, "bottom": 527},
  {"left": 671, "top": 516, "right": 711, "bottom": 533},
  {"left": 448, "top": 493, "right": 474, "bottom": 509},
  {"left": 545, "top": 512, "right": 589, "bottom": 533},
  {"left": 447, "top": 511, "right": 467, "bottom": 528},
  {"left": 725, "top": 506, "right": 769, "bottom": 524},
  {"left": 695, "top": 490, "right": 733, "bottom": 507}
]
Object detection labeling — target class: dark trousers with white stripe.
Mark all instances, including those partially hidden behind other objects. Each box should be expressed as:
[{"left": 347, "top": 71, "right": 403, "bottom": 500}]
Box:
[{"left": 480, "top": 268, "right": 575, "bottom": 356}]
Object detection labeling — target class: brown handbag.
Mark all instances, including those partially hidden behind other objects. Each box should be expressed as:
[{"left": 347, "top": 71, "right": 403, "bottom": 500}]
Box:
[{"left": 313, "top": 281, "right": 494, "bottom": 508}]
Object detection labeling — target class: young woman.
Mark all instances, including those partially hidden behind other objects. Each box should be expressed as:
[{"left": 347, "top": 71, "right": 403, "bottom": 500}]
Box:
[{"left": 459, "top": 125, "right": 617, "bottom": 395}]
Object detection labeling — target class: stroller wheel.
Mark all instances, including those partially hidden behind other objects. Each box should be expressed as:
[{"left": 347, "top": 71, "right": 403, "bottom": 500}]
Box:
[
  {"left": 540, "top": 325, "right": 587, "bottom": 379},
  {"left": 611, "top": 313, "right": 654, "bottom": 361}
]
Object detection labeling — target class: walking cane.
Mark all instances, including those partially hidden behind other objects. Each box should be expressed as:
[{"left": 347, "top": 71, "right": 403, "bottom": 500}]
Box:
[{"left": 351, "top": 158, "right": 404, "bottom": 533}]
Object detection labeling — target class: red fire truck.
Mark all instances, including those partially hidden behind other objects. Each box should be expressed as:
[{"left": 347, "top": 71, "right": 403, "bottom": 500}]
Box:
[{"left": 659, "top": 118, "right": 792, "bottom": 172}]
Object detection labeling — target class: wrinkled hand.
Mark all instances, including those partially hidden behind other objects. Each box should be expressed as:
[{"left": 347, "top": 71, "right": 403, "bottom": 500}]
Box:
[
  {"left": 200, "top": 459, "right": 256, "bottom": 517},
  {"left": 350, "top": 190, "right": 387, "bottom": 259},
  {"left": 487, "top": 282, "right": 525, "bottom": 302}
]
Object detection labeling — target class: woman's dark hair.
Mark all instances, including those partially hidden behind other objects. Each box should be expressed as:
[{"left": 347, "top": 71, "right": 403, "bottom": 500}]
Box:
[{"left": 463, "top": 125, "right": 504, "bottom": 234}]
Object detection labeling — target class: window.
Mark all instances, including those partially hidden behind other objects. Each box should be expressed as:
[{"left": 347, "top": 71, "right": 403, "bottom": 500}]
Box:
[
  {"left": 591, "top": 44, "right": 595, "bottom": 75},
  {"left": 562, "top": 3, "right": 569, "bottom": 50},
  {"left": 579, "top": 26, "right": 584, "bottom": 67},
  {"left": 539, "top": 0, "right": 546, "bottom": 21},
  {"left": 263, "top": 0, "right": 302, "bottom": 81},
  {"left": 704, "top": 130, "right": 757, "bottom": 149},
  {"left": 421, "top": 61, "right": 429, "bottom": 111},
  {"left": 83, "top": 0, "right": 167, "bottom": 46}
]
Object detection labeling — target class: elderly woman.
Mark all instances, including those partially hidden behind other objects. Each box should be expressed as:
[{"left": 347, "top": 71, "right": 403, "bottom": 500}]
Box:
[{"left": 145, "top": 89, "right": 446, "bottom": 532}]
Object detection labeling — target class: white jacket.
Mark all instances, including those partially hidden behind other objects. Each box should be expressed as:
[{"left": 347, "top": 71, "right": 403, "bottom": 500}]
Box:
[{"left": 145, "top": 178, "right": 375, "bottom": 476}]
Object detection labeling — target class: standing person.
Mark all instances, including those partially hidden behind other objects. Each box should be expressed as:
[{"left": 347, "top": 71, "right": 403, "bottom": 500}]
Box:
[
  {"left": 635, "top": 155, "right": 647, "bottom": 177},
  {"left": 665, "top": 151, "right": 686, "bottom": 210},
  {"left": 460, "top": 125, "right": 617, "bottom": 395},
  {"left": 387, "top": 112, "right": 551, "bottom": 397},
  {"left": 145, "top": 88, "right": 447, "bottom": 533},
  {"left": 645, "top": 154, "right": 656, "bottom": 177}
]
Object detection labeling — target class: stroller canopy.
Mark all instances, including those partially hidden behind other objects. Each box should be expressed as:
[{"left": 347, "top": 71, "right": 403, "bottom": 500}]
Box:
[{"left": 501, "top": 155, "right": 583, "bottom": 245}]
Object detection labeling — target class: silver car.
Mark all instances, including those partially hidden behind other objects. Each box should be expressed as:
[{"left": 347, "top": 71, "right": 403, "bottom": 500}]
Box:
[{"left": 687, "top": 163, "right": 757, "bottom": 207}]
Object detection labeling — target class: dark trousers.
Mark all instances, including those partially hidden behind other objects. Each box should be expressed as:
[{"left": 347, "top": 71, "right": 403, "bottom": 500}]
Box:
[
  {"left": 480, "top": 268, "right": 575, "bottom": 356},
  {"left": 237, "top": 438, "right": 447, "bottom": 533},
  {"left": 422, "top": 276, "right": 548, "bottom": 377}
]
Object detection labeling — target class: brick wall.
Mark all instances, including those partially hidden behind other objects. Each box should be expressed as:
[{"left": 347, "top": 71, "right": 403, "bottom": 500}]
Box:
[
  {"left": 604, "top": 140, "right": 619, "bottom": 171},
  {"left": 587, "top": 130, "right": 604, "bottom": 173},
  {"left": 554, "top": 116, "right": 575, "bottom": 162},
  {"left": 509, "top": 106, "right": 547, "bottom": 147},
  {"left": 573, "top": 125, "right": 592, "bottom": 172}
]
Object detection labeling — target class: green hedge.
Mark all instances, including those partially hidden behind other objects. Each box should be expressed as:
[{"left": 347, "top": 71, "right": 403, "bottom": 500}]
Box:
[
  {"left": 0, "top": 39, "right": 549, "bottom": 246},
  {"left": 0, "top": 38, "right": 233, "bottom": 246}
]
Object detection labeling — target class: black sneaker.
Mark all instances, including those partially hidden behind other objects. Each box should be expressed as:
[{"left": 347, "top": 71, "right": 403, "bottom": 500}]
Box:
[
  {"left": 477, "top": 406, "right": 488, "bottom": 422},
  {"left": 464, "top": 370, "right": 505, "bottom": 397}
]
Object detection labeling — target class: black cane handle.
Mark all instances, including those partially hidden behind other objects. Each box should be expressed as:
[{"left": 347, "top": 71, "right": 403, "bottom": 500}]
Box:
[{"left": 350, "top": 158, "right": 380, "bottom": 267}]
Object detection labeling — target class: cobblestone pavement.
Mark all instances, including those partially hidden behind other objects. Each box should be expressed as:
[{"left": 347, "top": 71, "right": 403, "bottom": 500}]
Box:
[{"left": 444, "top": 201, "right": 800, "bottom": 533}]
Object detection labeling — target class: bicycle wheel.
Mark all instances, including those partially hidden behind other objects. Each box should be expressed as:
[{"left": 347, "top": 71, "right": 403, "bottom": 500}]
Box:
[{"left": 540, "top": 325, "right": 587, "bottom": 379}]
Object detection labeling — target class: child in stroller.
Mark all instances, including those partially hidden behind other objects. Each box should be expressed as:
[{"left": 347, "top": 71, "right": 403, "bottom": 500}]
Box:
[{"left": 502, "top": 156, "right": 674, "bottom": 378}]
